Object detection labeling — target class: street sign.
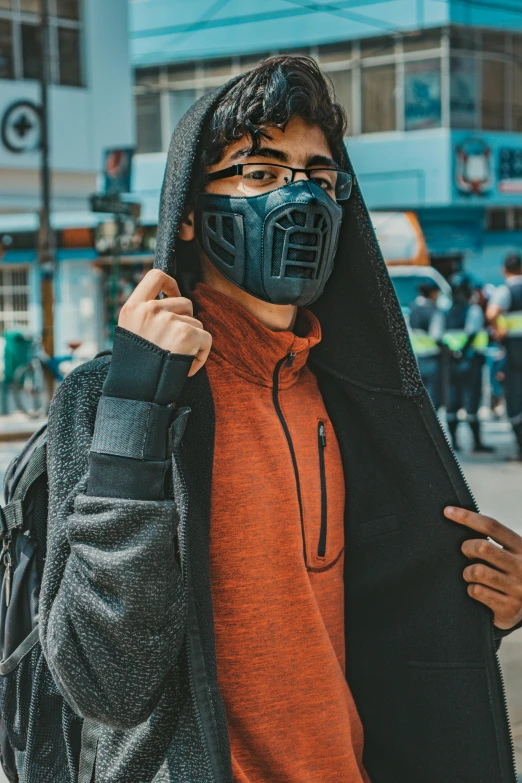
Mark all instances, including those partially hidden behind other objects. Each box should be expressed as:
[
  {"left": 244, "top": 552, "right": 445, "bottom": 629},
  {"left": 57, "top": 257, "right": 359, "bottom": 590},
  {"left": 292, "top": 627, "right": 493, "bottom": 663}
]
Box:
[
  {"left": 89, "top": 194, "right": 141, "bottom": 218},
  {"left": 1, "top": 100, "right": 41, "bottom": 154},
  {"left": 103, "top": 147, "right": 134, "bottom": 195}
]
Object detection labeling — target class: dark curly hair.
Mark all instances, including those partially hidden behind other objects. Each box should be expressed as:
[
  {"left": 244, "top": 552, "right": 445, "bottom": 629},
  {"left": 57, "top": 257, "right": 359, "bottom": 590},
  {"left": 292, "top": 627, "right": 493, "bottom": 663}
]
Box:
[{"left": 190, "top": 55, "right": 348, "bottom": 199}]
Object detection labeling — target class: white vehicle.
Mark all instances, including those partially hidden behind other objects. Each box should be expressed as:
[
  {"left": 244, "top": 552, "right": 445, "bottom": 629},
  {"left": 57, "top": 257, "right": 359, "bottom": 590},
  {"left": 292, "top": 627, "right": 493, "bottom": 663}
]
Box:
[{"left": 387, "top": 265, "right": 452, "bottom": 319}]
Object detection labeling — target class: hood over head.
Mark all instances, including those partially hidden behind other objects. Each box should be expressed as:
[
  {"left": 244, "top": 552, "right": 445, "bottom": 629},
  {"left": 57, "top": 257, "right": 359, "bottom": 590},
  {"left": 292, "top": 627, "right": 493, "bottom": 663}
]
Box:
[{"left": 154, "top": 78, "right": 422, "bottom": 397}]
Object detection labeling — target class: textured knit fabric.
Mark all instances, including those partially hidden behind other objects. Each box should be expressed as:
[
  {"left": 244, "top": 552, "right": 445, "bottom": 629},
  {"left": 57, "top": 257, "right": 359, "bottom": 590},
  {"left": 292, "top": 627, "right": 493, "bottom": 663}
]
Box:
[
  {"left": 192, "top": 282, "right": 369, "bottom": 783},
  {"left": 13, "top": 77, "right": 515, "bottom": 783}
]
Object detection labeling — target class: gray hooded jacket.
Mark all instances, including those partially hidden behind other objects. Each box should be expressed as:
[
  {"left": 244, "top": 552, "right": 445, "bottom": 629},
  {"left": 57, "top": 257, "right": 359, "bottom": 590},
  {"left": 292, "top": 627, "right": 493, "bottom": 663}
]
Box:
[{"left": 21, "top": 81, "right": 519, "bottom": 782}]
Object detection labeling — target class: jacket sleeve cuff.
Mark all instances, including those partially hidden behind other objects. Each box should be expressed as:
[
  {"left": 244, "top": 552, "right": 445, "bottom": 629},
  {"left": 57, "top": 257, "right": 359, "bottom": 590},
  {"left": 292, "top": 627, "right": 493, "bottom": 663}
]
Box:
[{"left": 102, "top": 325, "right": 194, "bottom": 405}]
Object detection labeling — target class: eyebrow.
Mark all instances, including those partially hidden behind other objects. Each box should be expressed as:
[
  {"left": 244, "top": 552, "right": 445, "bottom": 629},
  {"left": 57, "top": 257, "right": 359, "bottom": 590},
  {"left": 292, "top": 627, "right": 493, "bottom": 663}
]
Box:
[{"left": 228, "top": 146, "right": 338, "bottom": 168}]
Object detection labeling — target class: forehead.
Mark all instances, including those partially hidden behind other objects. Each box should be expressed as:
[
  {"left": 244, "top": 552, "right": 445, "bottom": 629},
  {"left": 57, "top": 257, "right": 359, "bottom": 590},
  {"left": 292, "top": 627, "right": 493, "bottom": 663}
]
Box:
[{"left": 216, "top": 116, "right": 333, "bottom": 168}]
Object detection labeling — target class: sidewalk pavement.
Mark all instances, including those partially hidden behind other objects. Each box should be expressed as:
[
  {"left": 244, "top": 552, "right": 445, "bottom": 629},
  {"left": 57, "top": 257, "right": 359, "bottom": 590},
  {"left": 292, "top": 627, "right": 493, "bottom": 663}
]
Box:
[{"left": 0, "top": 411, "right": 47, "bottom": 442}]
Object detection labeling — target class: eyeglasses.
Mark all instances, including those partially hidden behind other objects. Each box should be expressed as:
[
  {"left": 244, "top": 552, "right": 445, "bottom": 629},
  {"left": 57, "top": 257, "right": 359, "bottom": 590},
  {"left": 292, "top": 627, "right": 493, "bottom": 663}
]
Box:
[{"left": 206, "top": 163, "right": 354, "bottom": 202}]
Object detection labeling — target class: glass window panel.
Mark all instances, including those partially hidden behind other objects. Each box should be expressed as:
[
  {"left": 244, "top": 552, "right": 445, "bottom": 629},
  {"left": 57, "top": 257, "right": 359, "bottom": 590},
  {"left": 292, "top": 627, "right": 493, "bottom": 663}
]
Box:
[
  {"left": 482, "top": 31, "right": 507, "bottom": 55},
  {"left": 361, "top": 36, "right": 395, "bottom": 59},
  {"left": 512, "top": 62, "right": 522, "bottom": 132},
  {"left": 167, "top": 63, "right": 195, "bottom": 84},
  {"left": 362, "top": 64, "right": 396, "bottom": 132},
  {"left": 239, "top": 53, "right": 266, "bottom": 70},
  {"left": 327, "top": 70, "right": 352, "bottom": 133},
  {"left": 404, "top": 59, "right": 441, "bottom": 130},
  {"left": 482, "top": 59, "right": 506, "bottom": 130},
  {"left": 318, "top": 42, "right": 352, "bottom": 63},
  {"left": 136, "top": 93, "right": 162, "bottom": 153},
  {"left": 0, "top": 1, "right": 11, "bottom": 8},
  {"left": 58, "top": 27, "right": 82, "bottom": 86},
  {"left": 19, "top": 0, "right": 39, "bottom": 12},
  {"left": 21, "top": 23, "right": 41, "bottom": 80},
  {"left": 135, "top": 67, "right": 160, "bottom": 87},
  {"left": 450, "top": 56, "right": 479, "bottom": 129},
  {"left": 403, "top": 29, "right": 441, "bottom": 52},
  {"left": 203, "top": 58, "right": 232, "bottom": 78},
  {"left": 0, "top": 19, "right": 13, "bottom": 79},
  {"left": 169, "top": 89, "right": 196, "bottom": 130},
  {"left": 56, "top": 0, "right": 80, "bottom": 19},
  {"left": 450, "top": 27, "right": 479, "bottom": 52}
]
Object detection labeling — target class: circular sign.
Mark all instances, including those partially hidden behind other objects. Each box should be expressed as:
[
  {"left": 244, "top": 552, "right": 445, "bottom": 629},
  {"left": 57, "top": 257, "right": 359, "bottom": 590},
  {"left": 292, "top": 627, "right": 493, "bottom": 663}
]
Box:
[{"left": 1, "top": 100, "right": 42, "bottom": 154}]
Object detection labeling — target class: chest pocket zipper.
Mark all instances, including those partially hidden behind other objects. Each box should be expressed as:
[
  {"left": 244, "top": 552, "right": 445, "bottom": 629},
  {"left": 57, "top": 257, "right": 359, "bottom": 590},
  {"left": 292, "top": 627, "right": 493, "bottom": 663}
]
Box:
[{"left": 317, "top": 421, "right": 328, "bottom": 558}]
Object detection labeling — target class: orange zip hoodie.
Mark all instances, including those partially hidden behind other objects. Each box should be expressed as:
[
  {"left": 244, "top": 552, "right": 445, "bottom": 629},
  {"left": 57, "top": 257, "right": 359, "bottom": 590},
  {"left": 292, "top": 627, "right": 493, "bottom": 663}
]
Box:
[{"left": 192, "top": 282, "right": 370, "bottom": 783}]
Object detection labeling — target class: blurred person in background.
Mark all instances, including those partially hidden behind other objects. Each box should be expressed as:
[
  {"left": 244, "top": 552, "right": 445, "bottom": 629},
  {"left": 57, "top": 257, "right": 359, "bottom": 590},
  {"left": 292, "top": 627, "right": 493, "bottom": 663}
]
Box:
[
  {"left": 487, "top": 252, "right": 522, "bottom": 460},
  {"left": 10, "top": 56, "right": 521, "bottom": 783},
  {"left": 444, "top": 272, "right": 492, "bottom": 453},
  {"left": 409, "top": 280, "right": 445, "bottom": 408}
]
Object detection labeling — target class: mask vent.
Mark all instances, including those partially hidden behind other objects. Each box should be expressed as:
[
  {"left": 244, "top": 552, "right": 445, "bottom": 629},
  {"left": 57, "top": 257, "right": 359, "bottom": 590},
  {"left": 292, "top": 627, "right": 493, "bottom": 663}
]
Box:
[
  {"left": 202, "top": 213, "right": 241, "bottom": 268},
  {"left": 270, "top": 207, "right": 329, "bottom": 280}
]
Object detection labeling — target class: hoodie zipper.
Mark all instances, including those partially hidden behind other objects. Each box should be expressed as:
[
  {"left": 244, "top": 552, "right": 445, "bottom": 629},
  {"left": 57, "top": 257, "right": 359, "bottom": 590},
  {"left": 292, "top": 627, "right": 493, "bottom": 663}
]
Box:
[
  {"left": 317, "top": 421, "right": 328, "bottom": 558},
  {"left": 272, "top": 352, "right": 307, "bottom": 563},
  {"left": 427, "top": 395, "right": 517, "bottom": 781}
]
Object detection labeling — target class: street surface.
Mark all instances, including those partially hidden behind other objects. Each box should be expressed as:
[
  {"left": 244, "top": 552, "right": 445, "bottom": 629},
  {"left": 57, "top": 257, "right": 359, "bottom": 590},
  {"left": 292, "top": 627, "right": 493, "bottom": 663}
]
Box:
[{"left": 0, "top": 418, "right": 520, "bottom": 779}]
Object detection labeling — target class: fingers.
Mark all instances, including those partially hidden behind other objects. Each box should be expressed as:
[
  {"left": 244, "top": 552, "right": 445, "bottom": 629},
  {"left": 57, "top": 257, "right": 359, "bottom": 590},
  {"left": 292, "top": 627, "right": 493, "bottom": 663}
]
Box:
[
  {"left": 444, "top": 506, "right": 522, "bottom": 554},
  {"left": 463, "top": 562, "right": 522, "bottom": 598},
  {"left": 187, "top": 329, "right": 212, "bottom": 377},
  {"left": 466, "top": 583, "right": 522, "bottom": 631},
  {"left": 461, "top": 537, "right": 521, "bottom": 574},
  {"left": 126, "top": 269, "right": 181, "bottom": 304}
]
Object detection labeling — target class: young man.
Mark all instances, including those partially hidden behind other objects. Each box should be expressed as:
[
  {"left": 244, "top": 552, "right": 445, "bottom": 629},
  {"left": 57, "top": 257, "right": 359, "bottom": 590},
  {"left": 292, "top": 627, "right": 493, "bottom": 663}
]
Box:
[
  {"left": 487, "top": 252, "right": 522, "bottom": 460},
  {"left": 36, "top": 57, "right": 522, "bottom": 782}
]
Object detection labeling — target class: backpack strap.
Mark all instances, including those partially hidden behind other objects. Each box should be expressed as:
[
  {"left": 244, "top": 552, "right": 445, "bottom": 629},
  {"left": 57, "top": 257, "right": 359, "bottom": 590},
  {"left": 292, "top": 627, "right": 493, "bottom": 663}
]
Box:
[{"left": 0, "top": 442, "right": 47, "bottom": 538}]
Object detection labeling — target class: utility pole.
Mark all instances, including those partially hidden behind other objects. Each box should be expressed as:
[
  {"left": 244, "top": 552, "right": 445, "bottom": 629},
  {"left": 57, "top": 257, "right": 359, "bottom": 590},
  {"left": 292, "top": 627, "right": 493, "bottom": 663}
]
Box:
[{"left": 39, "top": 0, "right": 55, "bottom": 392}]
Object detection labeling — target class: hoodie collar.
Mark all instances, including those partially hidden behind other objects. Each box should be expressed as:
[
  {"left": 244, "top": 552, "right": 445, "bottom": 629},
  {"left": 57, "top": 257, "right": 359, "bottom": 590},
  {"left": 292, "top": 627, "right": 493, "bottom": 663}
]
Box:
[{"left": 191, "top": 282, "right": 322, "bottom": 389}]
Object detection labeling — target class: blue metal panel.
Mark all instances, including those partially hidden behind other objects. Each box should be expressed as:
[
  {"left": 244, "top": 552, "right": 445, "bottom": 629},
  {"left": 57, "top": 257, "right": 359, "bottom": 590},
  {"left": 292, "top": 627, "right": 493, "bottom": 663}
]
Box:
[{"left": 130, "top": 0, "right": 449, "bottom": 67}]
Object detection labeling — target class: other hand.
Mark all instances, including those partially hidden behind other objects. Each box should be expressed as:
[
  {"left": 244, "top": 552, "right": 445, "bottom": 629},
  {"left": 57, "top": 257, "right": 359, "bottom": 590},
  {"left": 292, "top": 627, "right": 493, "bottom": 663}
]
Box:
[
  {"left": 118, "top": 269, "right": 212, "bottom": 377},
  {"left": 444, "top": 506, "right": 522, "bottom": 631}
]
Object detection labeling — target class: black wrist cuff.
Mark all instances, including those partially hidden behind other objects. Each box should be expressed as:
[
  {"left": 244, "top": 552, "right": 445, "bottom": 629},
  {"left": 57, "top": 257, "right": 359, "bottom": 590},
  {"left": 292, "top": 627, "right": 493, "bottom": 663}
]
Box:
[
  {"left": 91, "top": 396, "right": 175, "bottom": 461},
  {"left": 103, "top": 326, "right": 194, "bottom": 405}
]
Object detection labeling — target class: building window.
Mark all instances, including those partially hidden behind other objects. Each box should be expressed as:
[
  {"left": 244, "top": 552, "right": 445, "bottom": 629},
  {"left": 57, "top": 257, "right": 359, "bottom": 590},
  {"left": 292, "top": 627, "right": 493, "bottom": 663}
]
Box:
[
  {"left": 450, "top": 56, "right": 478, "bottom": 129},
  {"left": 362, "top": 65, "right": 396, "bottom": 133},
  {"left": 404, "top": 59, "right": 441, "bottom": 130},
  {"left": 327, "top": 70, "right": 352, "bottom": 132},
  {"left": 136, "top": 93, "right": 162, "bottom": 154},
  {"left": 21, "top": 22, "right": 40, "bottom": 80},
  {"left": 57, "top": 26, "right": 81, "bottom": 86},
  {"left": 169, "top": 89, "right": 196, "bottom": 131},
  {"left": 0, "top": 266, "right": 30, "bottom": 336},
  {"left": 0, "top": 18, "right": 13, "bottom": 79},
  {"left": 482, "top": 59, "right": 506, "bottom": 131},
  {"left": 0, "top": 0, "right": 83, "bottom": 84}
]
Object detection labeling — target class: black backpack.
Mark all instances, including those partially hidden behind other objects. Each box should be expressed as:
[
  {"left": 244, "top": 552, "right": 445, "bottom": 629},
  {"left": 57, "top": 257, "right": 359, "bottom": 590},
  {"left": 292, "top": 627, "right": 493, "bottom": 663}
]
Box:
[{"left": 0, "top": 351, "right": 111, "bottom": 782}]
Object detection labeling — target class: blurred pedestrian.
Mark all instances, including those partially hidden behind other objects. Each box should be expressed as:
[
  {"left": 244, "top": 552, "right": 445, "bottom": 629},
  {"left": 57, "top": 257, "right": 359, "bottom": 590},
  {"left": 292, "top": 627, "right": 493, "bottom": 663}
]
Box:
[
  {"left": 444, "top": 272, "right": 492, "bottom": 452},
  {"left": 409, "top": 280, "right": 445, "bottom": 408},
  {"left": 486, "top": 252, "right": 522, "bottom": 460}
]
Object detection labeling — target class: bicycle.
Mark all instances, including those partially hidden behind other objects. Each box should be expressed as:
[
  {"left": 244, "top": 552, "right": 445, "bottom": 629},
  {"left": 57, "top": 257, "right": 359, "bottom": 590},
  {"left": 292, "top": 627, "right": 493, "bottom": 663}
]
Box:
[{"left": 11, "top": 338, "right": 82, "bottom": 418}]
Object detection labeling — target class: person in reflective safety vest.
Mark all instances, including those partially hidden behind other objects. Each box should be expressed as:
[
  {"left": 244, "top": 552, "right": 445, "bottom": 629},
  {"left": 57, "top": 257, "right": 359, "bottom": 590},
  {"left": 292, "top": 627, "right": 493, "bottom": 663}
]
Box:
[
  {"left": 444, "top": 272, "right": 492, "bottom": 453},
  {"left": 487, "top": 252, "right": 522, "bottom": 461}
]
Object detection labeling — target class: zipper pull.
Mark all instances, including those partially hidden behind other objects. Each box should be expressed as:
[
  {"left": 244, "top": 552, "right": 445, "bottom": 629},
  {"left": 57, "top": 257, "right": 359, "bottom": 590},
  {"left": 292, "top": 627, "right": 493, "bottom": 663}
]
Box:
[
  {"left": 285, "top": 351, "right": 296, "bottom": 367},
  {"left": 4, "top": 550, "right": 12, "bottom": 608},
  {"left": 319, "top": 421, "right": 326, "bottom": 447}
]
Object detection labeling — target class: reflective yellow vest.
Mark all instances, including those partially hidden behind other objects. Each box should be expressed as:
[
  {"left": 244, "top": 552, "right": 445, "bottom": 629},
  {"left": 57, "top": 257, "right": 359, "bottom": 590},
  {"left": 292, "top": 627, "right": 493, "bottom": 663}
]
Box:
[
  {"left": 498, "top": 311, "right": 522, "bottom": 338},
  {"left": 440, "top": 329, "right": 489, "bottom": 353}
]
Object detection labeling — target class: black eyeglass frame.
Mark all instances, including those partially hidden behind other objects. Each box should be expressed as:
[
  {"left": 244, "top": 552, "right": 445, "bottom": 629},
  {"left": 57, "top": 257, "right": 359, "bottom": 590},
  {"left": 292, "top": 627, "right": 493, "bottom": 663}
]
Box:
[{"left": 206, "top": 163, "right": 355, "bottom": 201}]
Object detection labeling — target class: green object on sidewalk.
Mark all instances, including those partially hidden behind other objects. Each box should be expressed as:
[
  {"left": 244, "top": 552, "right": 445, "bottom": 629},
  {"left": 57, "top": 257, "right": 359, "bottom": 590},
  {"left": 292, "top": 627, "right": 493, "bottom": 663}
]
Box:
[{"left": 3, "top": 331, "right": 31, "bottom": 386}]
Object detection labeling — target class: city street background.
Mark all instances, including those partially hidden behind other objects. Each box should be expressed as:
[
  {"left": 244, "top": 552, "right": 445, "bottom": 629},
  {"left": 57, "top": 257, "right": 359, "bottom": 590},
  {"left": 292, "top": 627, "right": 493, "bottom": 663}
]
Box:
[{"left": 0, "top": 416, "right": 520, "bottom": 780}]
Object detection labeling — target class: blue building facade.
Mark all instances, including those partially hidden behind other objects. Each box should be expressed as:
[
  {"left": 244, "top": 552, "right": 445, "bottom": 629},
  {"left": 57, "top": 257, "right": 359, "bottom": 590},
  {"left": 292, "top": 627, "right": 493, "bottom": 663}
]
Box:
[{"left": 130, "top": 0, "right": 522, "bottom": 285}]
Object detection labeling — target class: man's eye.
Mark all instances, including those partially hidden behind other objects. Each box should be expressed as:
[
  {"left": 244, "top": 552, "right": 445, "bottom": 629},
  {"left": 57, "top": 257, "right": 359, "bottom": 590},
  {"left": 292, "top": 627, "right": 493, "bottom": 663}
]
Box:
[
  {"left": 244, "top": 169, "right": 272, "bottom": 181},
  {"left": 314, "top": 177, "right": 334, "bottom": 191}
]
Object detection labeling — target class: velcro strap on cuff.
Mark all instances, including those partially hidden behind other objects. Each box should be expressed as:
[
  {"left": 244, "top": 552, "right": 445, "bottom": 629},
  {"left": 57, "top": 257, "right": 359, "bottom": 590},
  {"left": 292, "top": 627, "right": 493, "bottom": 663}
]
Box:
[{"left": 91, "top": 396, "right": 174, "bottom": 461}]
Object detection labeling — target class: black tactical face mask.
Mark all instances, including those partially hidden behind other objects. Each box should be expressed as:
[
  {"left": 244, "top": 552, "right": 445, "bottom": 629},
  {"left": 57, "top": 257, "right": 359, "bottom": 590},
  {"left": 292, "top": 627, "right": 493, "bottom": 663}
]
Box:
[{"left": 194, "top": 180, "right": 343, "bottom": 306}]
